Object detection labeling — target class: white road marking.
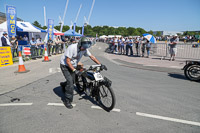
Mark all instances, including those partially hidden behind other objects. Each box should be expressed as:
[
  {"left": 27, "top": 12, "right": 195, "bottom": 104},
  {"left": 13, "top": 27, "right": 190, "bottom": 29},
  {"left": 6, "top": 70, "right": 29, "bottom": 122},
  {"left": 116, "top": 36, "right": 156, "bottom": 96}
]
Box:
[
  {"left": 170, "top": 66, "right": 182, "bottom": 68},
  {"left": 136, "top": 112, "right": 200, "bottom": 127},
  {"left": 49, "top": 68, "right": 61, "bottom": 73},
  {"left": 47, "top": 103, "right": 76, "bottom": 107},
  {"left": 98, "top": 47, "right": 102, "bottom": 50},
  {"left": 49, "top": 68, "right": 53, "bottom": 73},
  {"left": 143, "top": 65, "right": 158, "bottom": 67},
  {"left": 91, "top": 106, "right": 121, "bottom": 112},
  {"left": 57, "top": 68, "right": 61, "bottom": 72},
  {"left": 0, "top": 103, "right": 33, "bottom": 106}
]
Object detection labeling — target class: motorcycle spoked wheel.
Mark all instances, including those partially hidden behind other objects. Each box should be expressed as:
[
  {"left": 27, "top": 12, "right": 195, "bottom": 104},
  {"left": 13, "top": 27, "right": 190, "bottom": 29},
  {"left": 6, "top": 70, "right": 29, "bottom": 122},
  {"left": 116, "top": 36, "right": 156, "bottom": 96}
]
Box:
[
  {"left": 184, "top": 65, "right": 200, "bottom": 81},
  {"left": 97, "top": 84, "right": 116, "bottom": 112}
]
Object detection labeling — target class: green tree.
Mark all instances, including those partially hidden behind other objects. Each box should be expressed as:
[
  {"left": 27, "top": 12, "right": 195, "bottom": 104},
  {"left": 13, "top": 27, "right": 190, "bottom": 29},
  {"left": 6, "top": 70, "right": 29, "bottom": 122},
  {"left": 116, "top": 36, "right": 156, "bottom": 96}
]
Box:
[
  {"left": 41, "top": 26, "right": 47, "bottom": 30},
  {"left": 148, "top": 30, "right": 153, "bottom": 35},
  {"left": 156, "top": 31, "right": 162, "bottom": 36},
  {"left": 32, "top": 21, "right": 42, "bottom": 28}
]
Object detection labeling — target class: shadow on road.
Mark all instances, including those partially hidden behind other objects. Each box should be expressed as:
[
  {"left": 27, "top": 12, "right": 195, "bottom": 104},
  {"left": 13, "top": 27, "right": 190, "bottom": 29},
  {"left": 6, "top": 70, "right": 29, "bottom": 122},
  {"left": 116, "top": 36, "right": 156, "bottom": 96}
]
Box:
[
  {"left": 53, "top": 86, "right": 65, "bottom": 99},
  {"left": 53, "top": 86, "right": 99, "bottom": 106},
  {"left": 168, "top": 73, "right": 187, "bottom": 80}
]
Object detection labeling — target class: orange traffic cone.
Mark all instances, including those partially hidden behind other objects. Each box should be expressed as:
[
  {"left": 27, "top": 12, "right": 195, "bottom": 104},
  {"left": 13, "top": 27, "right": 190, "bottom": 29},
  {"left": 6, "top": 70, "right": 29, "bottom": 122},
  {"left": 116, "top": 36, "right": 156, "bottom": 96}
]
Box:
[
  {"left": 42, "top": 48, "right": 51, "bottom": 62},
  {"left": 15, "top": 51, "right": 30, "bottom": 73}
]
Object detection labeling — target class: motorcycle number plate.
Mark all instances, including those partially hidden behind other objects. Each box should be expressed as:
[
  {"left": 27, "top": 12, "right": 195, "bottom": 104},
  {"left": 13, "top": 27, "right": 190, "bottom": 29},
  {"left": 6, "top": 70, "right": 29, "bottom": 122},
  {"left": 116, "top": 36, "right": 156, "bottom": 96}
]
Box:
[{"left": 94, "top": 72, "right": 104, "bottom": 81}]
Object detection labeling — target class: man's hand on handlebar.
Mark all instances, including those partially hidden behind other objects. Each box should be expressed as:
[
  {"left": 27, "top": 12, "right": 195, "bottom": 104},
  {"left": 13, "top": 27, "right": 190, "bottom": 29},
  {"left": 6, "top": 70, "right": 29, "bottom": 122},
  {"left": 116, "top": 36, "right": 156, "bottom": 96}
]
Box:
[{"left": 100, "top": 64, "right": 107, "bottom": 71}]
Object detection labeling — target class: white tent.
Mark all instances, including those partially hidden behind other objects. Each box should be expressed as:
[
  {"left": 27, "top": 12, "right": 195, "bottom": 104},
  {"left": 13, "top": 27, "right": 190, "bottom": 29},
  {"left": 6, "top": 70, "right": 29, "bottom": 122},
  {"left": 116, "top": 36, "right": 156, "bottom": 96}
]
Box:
[
  {"left": 0, "top": 21, "right": 47, "bottom": 45},
  {"left": 99, "top": 35, "right": 107, "bottom": 39}
]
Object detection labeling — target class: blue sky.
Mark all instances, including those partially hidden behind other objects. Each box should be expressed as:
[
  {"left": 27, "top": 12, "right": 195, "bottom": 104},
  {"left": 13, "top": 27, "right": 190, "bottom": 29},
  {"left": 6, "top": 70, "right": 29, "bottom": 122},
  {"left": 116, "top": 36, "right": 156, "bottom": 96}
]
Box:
[{"left": 0, "top": 0, "right": 200, "bottom": 31}]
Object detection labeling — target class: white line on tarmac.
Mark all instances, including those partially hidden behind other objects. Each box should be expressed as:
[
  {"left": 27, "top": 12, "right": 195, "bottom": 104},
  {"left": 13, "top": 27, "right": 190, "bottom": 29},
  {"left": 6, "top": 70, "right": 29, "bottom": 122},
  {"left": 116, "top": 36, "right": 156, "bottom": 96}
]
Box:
[
  {"left": 136, "top": 112, "right": 200, "bottom": 127},
  {"left": 170, "top": 66, "right": 182, "bottom": 68},
  {"left": 0, "top": 103, "right": 33, "bottom": 106},
  {"left": 143, "top": 65, "right": 158, "bottom": 67},
  {"left": 91, "top": 106, "right": 121, "bottom": 112},
  {"left": 49, "top": 68, "right": 53, "bottom": 73},
  {"left": 47, "top": 103, "right": 76, "bottom": 107},
  {"left": 57, "top": 68, "right": 61, "bottom": 72}
]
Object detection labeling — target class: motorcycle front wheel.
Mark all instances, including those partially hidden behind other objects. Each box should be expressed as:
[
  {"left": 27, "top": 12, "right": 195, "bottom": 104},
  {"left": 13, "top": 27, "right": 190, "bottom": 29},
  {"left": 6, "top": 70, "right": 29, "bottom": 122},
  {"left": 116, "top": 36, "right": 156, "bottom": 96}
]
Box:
[
  {"left": 184, "top": 65, "right": 200, "bottom": 81},
  {"left": 97, "top": 85, "right": 116, "bottom": 112}
]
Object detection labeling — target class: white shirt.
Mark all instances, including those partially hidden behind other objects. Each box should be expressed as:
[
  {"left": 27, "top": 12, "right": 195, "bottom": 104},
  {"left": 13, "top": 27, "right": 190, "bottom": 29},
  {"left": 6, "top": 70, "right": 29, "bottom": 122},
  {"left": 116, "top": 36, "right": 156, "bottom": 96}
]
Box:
[
  {"left": 23, "top": 37, "right": 28, "bottom": 41},
  {"left": 60, "top": 43, "right": 91, "bottom": 67}
]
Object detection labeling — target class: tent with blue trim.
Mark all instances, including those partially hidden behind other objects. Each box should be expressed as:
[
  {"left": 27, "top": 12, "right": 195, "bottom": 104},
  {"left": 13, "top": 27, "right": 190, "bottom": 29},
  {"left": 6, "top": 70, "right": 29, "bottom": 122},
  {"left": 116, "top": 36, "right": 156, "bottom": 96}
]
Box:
[
  {"left": 64, "top": 29, "right": 82, "bottom": 36},
  {"left": 0, "top": 21, "right": 47, "bottom": 45}
]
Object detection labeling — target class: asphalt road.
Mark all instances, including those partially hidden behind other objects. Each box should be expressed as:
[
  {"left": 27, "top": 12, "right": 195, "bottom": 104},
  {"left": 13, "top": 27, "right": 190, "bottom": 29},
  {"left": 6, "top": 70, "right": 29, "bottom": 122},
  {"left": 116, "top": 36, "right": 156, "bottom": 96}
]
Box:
[{"left": 0, "top": 42, "right": 200, "bottom": 133}]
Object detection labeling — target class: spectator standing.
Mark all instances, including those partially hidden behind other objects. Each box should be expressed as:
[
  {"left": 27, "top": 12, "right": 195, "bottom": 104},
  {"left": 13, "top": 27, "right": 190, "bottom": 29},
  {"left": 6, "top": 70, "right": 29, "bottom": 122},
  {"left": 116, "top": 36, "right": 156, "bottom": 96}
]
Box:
[
  {"left": 53, "top": 36, "right": 60, "bottom": 55},
  {"left": 141, "top": 38, "right": 146, "bottom": 57},
  {"left": 23, "top": 35, "right": 28, "bottom": 42},
  {"left": 126, "top": 37, "right": 133, "bottom": 56},
  {"left": 135, "top": 37, "right": 140, "bottom": 56},
  {"left": 114, "top": 36, "right": 118, "bottom": 54},
  {"left": 118, "top": 37, "right": 121, "bottom": 54},
  {"left": 58, "top": 36, "right": 62, "bottom": 54},
  {"left": 146, "top": 40, "right": 151, "bottom": 58},
  {"left": 36, "top": 38, "right": 44, "bottom": 56},
  {"left": 30, "top": 37, "right": 37, "bottom": 59},
  {"left": 47, "top": 37, "right": 53, "bottom": 56},
  {"left": 1, "top": 32, "right": 10, "bottom": 46},
  {"left": 169, "top": 35, "right": 179, "bottom": 61},
  {"left": 10, "top": 36, "right": 18, "bottom": 58},
  {"left": 121, "top": 37, "right": 125, "bottom": 55}
]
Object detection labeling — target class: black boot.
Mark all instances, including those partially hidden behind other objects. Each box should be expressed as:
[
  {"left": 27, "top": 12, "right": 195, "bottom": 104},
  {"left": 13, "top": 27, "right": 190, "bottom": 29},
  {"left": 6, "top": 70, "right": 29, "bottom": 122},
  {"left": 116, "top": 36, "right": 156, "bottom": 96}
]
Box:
[{"left": 62, "top": 99, "right": 73, "bottom": 109}]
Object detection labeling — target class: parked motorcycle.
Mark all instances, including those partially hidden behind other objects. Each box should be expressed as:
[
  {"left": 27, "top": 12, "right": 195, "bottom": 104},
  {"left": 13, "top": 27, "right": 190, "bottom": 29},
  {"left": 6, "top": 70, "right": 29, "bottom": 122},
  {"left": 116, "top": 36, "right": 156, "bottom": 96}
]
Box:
[
  {"left": 182, "top": 60, "right": 200, "bottom": 81},
  {"left": 75, "top": 64, "right": 116, "bottom": 111}
]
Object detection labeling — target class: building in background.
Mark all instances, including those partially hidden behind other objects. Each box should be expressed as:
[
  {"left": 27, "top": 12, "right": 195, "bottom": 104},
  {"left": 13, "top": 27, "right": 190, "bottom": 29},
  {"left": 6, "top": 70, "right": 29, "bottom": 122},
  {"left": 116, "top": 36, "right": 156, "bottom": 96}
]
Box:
[{"left": 153, "top": 31, "right": 184, "bottom": 36}]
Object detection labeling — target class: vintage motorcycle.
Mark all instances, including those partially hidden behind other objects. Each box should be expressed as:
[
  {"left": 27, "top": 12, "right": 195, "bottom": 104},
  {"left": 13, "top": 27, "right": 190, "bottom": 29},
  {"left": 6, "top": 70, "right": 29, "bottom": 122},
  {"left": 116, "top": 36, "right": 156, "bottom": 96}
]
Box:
[
  {"left": 75, "top": 64, "right": 116, "bottom": 111},
  {"left": 182, "top": 60, "right": 200, "bottom": 81}
]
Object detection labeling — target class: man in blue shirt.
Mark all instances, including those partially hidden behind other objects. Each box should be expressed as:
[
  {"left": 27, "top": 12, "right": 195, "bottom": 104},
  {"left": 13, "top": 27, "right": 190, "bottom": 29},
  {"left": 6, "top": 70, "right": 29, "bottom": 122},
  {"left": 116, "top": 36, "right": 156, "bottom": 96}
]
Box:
[
  {"left": 30, "top": 37, "right": 36, "bottom": 59},
  {"left": 126, "top": 37, "right": 133, "bottom": 56}
]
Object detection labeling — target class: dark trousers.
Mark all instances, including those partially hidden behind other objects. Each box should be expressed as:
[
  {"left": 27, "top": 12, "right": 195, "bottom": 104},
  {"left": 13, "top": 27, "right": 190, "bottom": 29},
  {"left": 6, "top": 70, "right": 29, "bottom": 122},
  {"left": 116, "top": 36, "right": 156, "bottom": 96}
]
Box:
[
  {"left": 47, "top": 45, "right": 51, "bottom": 55},
  {"left": 52, "top": 45, "right": 56, "bottom": 55},
  {"left": 56, "top": 44, "right": 59, "bottom": 54},
  {"left": 31, "top": 46, "right": 36, "bottom": 58},
  {"left": 12, "top": 47, "right": 18, "bottom": 57},
  {"left": 126, "top": 45, "right": 133, "bottom": 56},
  {"left": 60, "top": 64, "right": 75, "bottom": 102}
]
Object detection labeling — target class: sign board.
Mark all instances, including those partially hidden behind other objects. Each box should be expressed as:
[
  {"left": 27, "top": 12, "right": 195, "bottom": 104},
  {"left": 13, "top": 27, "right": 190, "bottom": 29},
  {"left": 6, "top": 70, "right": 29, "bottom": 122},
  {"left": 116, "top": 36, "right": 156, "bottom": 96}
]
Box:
[{"left": 0, "top": 47, "right": 13, "bottom": 67}]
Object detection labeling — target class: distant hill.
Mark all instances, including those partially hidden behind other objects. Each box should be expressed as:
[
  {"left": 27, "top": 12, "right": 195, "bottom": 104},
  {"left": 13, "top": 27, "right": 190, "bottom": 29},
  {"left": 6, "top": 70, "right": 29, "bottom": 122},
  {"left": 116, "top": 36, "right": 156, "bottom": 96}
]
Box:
[{"left": 0, "top": 12, "right": 23, "bottom": 24}]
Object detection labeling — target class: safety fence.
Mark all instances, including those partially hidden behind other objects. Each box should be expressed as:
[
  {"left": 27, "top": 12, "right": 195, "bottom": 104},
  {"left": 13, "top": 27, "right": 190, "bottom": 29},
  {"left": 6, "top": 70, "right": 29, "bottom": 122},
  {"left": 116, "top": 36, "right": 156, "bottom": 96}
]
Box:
[{"left": 150, "top": 43, "right": 200, "bottom": 60}]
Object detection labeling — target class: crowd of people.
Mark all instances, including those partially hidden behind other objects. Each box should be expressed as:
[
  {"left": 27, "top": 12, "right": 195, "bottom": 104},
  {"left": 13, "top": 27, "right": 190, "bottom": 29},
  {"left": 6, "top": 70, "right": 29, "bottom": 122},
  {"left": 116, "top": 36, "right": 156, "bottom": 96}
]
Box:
[
  {"left": 102, "top": 36, "right": 152, "bottom": 58},
  {"left": 0, "top": 32, "right": 82, "bottom": 59},
  {"left": 99, "top": 35, "right": 179, "bottom": 61}
]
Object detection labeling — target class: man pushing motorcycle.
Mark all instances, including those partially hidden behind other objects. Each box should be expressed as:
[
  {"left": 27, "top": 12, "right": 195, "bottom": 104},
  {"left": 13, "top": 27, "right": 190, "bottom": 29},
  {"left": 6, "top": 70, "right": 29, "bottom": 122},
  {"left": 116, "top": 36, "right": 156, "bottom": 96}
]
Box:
[{"left": 60, "top": 37, "right": 106, "bottom": 109}]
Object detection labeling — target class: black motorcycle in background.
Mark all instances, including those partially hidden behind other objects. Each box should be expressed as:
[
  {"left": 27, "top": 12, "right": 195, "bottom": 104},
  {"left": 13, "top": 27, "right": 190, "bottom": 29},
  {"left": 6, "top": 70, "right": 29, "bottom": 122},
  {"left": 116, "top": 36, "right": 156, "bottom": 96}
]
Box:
[{"left": 183, "top": 60, "right": 200, "bottom": 81}]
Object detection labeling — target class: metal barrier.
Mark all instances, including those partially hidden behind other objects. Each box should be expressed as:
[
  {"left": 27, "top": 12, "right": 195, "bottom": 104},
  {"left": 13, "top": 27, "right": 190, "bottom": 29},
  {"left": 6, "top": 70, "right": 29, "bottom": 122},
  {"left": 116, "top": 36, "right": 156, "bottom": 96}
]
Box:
[{"left": 149, "top": 43, "right": 200, "bottom": 60}]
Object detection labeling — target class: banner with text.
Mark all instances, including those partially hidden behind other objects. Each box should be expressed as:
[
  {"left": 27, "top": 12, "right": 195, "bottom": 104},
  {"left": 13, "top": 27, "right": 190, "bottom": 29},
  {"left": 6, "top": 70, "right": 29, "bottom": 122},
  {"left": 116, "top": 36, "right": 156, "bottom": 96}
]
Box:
[
  {"left": 47, "top": 19, "right": 54, "bottom": 40},
  {"left": 6, "top": 5, "right": 17, "bottom": 37},
  {"left": 0, "top": 47, "right": 13, "bottom": 67},
  {"left": 73, "top": 22, "right": 76, "bottom": 35},
  {"left": 82, "top": 25, "right": 84, "bottom": 36}
]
